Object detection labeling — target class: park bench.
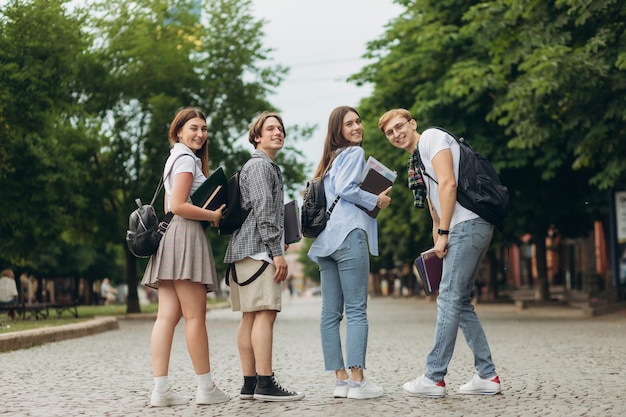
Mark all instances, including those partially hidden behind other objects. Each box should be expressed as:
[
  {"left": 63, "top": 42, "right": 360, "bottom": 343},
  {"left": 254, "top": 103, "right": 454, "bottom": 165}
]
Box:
[
  {"left": 1, "top": 301, "right": 79, "bottom": 321},
  {"left": 0, "top": 303, "right": 19, "bottom": 321}
]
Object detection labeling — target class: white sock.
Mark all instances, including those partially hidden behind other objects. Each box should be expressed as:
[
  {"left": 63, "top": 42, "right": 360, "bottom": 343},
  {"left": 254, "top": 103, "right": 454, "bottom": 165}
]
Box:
[
  {"left": 154, "top": 376, "right": 169, "bottom": 393},
  {"left": 196, "top": 372, "right": 214, "bottom": 390}
]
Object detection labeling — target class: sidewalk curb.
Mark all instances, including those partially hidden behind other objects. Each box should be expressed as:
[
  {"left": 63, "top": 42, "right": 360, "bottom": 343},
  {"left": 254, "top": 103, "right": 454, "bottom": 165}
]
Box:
[
  {"left": 0, "top": 316, "right": 119, "bottom": 352},
  {"left": 0, "top": 301, "right": 231, "bottom": 353}
]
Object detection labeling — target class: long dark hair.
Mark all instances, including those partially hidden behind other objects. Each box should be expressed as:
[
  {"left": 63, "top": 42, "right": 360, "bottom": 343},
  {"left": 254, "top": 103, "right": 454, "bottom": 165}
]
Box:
[{"left": 312, "top": 105, "right": 362, "bottom": 179}]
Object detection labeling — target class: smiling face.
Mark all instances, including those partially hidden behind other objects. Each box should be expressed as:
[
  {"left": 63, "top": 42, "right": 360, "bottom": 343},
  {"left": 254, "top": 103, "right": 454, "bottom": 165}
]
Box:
[
  {"left": 382, "top": 116, "right": 418, "bottom": 152},
  {"left": 177, "top": 117, "right": 207, "bottom": 151},
  {"left": 255, "top": 116, "right": 285, "bottom": 159},
  {"left": 341, "top": 111, "right": 363, "bottom": 145}
]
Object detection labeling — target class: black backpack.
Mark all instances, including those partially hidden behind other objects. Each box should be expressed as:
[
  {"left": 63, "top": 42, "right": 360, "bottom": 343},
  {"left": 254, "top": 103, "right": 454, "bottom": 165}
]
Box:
[
  {"left": 219, "top": 160, "right": 252, "bottom": 235},
  {"left": 300, "top": 178, "right": 340, "bottom": 239},
  {"left": 125, "top": 154, "right": 188, "bottom": 257},
  {"left": 423, "top": 127, "right": 508, "bottom": 231}
]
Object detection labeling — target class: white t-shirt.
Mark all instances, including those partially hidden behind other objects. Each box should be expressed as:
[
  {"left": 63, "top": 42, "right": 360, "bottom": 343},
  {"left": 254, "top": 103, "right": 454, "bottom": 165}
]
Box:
[
  {"left": 419, "top": 128, "right": 478, "bottom": 229},
  {"left": 0, "top": 277, "right": 18, "bottom": 302},
  {"left": 163, "top": 143, "right": 206, "bottom": 212}
]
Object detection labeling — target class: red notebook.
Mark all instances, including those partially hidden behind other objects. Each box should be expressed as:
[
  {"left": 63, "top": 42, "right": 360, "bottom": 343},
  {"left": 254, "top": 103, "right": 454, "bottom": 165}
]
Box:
[{"left": 414, "top": 248, "right": 443, "bottom": 295}]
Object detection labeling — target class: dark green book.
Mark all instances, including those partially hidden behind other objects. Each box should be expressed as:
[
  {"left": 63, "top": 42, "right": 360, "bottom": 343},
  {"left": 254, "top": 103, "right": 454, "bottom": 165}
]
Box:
[{"left": 191, "top": 167, "right": 227, "bottom": 211}]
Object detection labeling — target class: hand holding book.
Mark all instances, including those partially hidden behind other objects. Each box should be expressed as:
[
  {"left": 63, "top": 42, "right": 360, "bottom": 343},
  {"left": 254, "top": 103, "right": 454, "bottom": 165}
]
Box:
[
  {"left": 414, "top": 248, "right": 443, "bottom": 295},
  {"left": 358, "top": 156, "right": 396, "bottom": 218},
  {"left": 376, "top": 186, "right": 392, "bottom": 210},
  {"left": 191, "top": 167, "right": 228, "bottom": 227}
]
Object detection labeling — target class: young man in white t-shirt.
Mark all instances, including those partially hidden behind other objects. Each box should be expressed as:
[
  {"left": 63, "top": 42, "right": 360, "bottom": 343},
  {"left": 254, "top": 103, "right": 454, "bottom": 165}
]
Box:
[{"left": 378, "top": 108, "right": 501, "bottom": 397}]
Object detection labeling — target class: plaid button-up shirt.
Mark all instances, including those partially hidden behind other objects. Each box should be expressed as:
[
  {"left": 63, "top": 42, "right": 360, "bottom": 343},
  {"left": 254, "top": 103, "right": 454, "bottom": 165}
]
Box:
[{"left": 224, "top": 150, "right": 285, "bottom": 264}]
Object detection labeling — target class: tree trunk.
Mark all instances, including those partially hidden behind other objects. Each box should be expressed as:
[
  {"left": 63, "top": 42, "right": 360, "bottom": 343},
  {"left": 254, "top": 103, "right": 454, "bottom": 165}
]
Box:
[
  {"left": 534, "top": 238, "right": 550, "bottom": 301},
  {"left": 125, "top": 248, "right": 141, "bottom": 313},
  {"left": 486, "top": 249, "right": 500, "bottom": 300}
]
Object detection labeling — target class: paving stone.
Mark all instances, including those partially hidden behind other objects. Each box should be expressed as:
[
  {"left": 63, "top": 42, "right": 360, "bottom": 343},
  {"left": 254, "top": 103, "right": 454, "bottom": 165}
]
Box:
[{"left": 1, "top": 296, "right": 625, "bottom": 416}]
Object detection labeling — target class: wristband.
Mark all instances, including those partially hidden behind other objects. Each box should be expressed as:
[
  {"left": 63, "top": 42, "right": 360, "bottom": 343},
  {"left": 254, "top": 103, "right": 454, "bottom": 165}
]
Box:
[{"left": 437, "top": 228, "right": 450, "bottom": 235}]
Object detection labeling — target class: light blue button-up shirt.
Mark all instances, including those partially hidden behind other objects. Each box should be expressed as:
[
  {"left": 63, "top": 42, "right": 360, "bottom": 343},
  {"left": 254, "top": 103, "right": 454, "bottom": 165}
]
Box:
[{"left": 308, "top": 146, "right": 379, "bottom": 264}]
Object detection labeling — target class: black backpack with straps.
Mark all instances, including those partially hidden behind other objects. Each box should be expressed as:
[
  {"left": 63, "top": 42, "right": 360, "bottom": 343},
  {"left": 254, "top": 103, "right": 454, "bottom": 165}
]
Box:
[
  {"left": 423, "top": 127, "right": 508, "bottom": 231},
  {"left": 218, "top": 159, "right": 253, "bottom": 235}
]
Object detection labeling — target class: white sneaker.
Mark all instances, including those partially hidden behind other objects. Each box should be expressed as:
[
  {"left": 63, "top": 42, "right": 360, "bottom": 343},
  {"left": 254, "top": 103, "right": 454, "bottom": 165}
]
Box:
[
  {"left": 333, "top": 379, "right": 350, "bottom": 398},
  {"left": 459, "top": 375, "right": 501, "bottom": 395},
  {"left": 196, "top": 384, "right": 230, "bottom": 405},
  {"left": 347, "top": 378, "right": 384, "bottom": 399},
  {"left": 150, "top": 388, "right": 189, "bottom": 407},
  {"left": 403, "top": 375, "right": 447, "bottom": 397}
]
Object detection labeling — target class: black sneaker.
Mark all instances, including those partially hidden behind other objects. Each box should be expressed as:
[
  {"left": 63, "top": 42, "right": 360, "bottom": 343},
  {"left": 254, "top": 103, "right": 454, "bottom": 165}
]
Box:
[
  {"left": 240, "top": 375, "right": 257, "bottom": 400},
  {"left": 253, "top": 373, "right": 305, "bottom": 402}
]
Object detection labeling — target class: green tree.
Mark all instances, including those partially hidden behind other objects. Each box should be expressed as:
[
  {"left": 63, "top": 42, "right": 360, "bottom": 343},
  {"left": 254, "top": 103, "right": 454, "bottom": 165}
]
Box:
[
  {"left": 354, "top": 0, "right": 623, "bottom": 300},
  {"left": 83, "top": 0, "right": 308, "bottom": 311},
  {"left": 0, "top": 0, "right": 101, "bottom": 275}
]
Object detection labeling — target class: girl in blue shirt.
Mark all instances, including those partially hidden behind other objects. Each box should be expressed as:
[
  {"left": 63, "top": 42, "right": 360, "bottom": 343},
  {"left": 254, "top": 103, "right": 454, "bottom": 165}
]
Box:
[{"left": 308, "top": 106, "right": 391, "bottom": 399}]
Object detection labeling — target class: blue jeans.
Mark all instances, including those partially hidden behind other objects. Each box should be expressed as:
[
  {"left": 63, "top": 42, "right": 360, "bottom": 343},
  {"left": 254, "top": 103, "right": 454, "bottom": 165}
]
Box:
[
  {"left": 425, "top": 218, "right": 497, "bottom": 382},
  {"left": 319, "top": 228, "right": 369, "bottom": 371}
]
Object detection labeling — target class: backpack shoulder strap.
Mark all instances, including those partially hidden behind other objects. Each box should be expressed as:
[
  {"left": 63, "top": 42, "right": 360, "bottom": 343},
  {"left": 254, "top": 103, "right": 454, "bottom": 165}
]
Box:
[
  {"left": 153, "top": 153, "right": 195, "bottom": 206},
  {"left": 429, "top": 125, "right": 460, "bottom": 142}
]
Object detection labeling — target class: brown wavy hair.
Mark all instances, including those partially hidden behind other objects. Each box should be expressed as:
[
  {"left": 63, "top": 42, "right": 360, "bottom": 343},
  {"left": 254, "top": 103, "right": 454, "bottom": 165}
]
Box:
[{"left": 312, "top": 105, "right": 362, "bottom": 180}]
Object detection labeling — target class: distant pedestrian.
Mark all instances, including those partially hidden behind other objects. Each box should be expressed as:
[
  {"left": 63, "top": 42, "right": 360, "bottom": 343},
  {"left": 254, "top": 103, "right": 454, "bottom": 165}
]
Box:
[
  {"left": 224, "top": 111, "right": 304, "bottom": 402},
  {"left": 378, "top": 108, "right": 501, "bottom": 397},
  {"left": 141, "top": 107, "right": 229, "bottom": 407},
  {"left": 100, "top": 278, "right": 118, "bottom": 305},
  {"left": 308, "top": 106, "right": 391, "bottom": 400},
  {"left": 0, "top": 268, "right": 18, "bottom": 320}
]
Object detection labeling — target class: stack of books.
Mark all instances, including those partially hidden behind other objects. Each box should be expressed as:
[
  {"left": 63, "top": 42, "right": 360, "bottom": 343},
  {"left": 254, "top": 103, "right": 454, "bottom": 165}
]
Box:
[
  {"left": 414, "top": 248, "right": 443, "bottom": 296},
  {"left": 358, "top": 156, "right": 397, "bottom": 218}
]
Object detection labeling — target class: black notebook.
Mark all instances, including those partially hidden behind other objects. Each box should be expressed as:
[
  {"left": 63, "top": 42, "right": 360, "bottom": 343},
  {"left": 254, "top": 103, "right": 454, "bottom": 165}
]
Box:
[
  {"left": 358, "top": 169, "right": 395, "bottom": 218},
  {"left": 284, "top": 200, "right": 301, "bottom": 244},
  {"left": 356, "top": 156, "right": 396, "bottom": 218}
]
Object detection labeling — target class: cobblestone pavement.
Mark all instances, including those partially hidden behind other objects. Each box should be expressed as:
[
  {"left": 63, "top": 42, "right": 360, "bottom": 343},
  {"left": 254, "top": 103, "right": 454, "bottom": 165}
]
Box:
[{"left": 1, "top": 295, "right": 625, "bottom": 417}]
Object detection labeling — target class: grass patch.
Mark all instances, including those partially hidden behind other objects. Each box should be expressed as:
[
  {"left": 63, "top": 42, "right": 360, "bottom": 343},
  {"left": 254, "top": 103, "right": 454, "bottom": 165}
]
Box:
[{"left": 0, "top": 299, "right": 226, "bottom": 334}]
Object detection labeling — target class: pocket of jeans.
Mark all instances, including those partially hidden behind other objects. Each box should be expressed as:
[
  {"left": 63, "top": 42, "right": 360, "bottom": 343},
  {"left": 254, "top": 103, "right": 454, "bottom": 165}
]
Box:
[{"left": 470, "top": 221, "right": 493, "bottom": 251}]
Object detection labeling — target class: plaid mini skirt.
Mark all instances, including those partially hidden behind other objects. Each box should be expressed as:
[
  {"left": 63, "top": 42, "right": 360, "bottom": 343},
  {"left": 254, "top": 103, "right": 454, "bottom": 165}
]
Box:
[{"left": 141, "top": 215, "right": 219, "bottom": 292}]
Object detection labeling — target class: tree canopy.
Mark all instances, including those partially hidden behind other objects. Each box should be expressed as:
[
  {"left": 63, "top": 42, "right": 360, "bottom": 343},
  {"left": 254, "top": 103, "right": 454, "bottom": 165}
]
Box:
[
  {"left": 351, "top": 0, "right": 625, "bottom": 294},
  {"left": 0, "top": 0, "right": 309, "bottom": 310},
  {"left": 2, "top": 0, "right": 625, "bottom": 302}
]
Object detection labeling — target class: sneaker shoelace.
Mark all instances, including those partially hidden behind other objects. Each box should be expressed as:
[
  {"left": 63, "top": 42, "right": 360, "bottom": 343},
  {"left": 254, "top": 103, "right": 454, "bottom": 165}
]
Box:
[{"left": 272, "top": 375, "right": 297, "bottom": 394}]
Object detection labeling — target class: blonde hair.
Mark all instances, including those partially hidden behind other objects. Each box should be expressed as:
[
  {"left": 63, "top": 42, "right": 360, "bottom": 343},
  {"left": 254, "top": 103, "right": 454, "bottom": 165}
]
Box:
[{"left": 378, "top": 108, "right": 413, "bottom": 133}]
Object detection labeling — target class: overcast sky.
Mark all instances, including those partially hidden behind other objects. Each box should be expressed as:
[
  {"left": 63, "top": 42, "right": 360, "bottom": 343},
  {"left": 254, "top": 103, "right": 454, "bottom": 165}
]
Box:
[
  {"left": 59, "top": 0, "right": 403, "bottom": 170},
  {"left": 250, "top": 0, "right": 403, "bottom": 170}
]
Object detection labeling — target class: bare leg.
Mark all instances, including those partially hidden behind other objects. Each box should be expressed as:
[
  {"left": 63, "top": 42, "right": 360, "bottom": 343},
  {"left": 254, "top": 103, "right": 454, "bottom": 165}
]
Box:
[
  {"left": 174, "top": 280, "right": 210, "bottom": 375},
  {"left": 150, "top": 282, "right": 182, "bottom": 377},
  {"left": 251, "top": 310, "right": 277, "bottom": 375},
  {"left": 238, "top": 312, "right": 257, "bottom": 376}
]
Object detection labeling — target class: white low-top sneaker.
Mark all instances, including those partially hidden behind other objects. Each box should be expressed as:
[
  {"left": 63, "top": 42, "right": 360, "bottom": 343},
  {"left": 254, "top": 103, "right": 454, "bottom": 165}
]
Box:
[
  {"left": 333, "top": 379, "right": 350, "bottom": 398},
  {"left": 150, "top": 388, "right": 189, "bottom": 407},
  {"left": 347, "top": 378, "right": 384, "bottom": 399},
  {"left": 459, "top": 375, "right": 501, "bottom": 395},
  {"left": 196, "top": 384, "right": 230, "bottom": 405},
  {"left": 402, "top": 375, "right": 447, "bottom": 397}
]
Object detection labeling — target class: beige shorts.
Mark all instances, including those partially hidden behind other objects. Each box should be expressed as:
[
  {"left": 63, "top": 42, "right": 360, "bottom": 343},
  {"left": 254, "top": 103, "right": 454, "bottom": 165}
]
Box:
[{"left": 229, "top": 257, "right": 282, "bottom": 312}]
